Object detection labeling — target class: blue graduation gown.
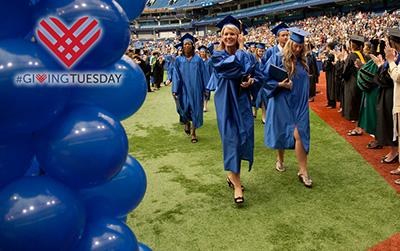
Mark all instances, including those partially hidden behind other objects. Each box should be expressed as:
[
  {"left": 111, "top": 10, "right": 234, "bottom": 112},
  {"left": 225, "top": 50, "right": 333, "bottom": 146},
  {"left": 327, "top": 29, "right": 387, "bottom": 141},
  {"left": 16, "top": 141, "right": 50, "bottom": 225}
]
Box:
[
  {"left": 204, "top": 58, "right": 213, "bottom": 101},
  {"left": 256, "top": 46, "right": 280, "bottom": 109},
  {"left": 211, "top": 49, "right": 254, "bottom": 173},
  {"left": 262, "top": 53, "right": 310, "bottom": 154},
  {"left": 172, "top": 55, "right": 209, "bottom": 129},
  {"left": 245, "top": 52, "right": 262, "bottom": 108}
]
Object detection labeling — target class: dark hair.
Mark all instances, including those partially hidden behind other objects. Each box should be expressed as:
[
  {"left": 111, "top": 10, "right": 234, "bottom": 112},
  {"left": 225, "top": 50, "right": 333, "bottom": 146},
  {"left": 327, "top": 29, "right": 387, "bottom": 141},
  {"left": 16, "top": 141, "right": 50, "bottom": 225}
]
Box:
[{"left": 327, "top": 42, "right": 335, "bottom": 50}]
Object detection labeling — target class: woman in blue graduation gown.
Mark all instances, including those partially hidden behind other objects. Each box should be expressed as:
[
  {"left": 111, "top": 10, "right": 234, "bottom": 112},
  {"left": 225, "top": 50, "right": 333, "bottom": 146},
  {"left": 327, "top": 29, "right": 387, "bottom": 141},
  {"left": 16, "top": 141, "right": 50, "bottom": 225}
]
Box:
[
  {"left": 209, "top": 15, "right": 257, "bottom": 203},
  {"left": 172, "top": 34, "right": 209, "bottom": 143},
  {"left": 198, "top": 45, "right": 213, "bottom": 112},
  {"left": 262, "top": 27, "right": 313, "bottom": 187}
]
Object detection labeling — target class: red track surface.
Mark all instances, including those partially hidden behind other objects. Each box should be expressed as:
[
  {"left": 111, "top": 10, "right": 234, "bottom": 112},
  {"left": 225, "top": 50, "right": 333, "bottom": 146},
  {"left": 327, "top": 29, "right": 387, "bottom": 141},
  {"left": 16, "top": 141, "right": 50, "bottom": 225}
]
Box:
[{"left": 310, "top": 72, "right": 400, "bottom": 250}]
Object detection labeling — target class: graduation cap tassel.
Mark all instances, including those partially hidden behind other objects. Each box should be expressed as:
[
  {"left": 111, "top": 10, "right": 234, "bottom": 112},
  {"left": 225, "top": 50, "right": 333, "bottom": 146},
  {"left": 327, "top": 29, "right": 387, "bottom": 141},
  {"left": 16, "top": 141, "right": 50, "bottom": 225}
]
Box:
[
  {"left": 377, "top": 40, "right": 381, "bottom": 53},
  {"left": 239, "top": 20, "right": 242, "bottom": 34}
]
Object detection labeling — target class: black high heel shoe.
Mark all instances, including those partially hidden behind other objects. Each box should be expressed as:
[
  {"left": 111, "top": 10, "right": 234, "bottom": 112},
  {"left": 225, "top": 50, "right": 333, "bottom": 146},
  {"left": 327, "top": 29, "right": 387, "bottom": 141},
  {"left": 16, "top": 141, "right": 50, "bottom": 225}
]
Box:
[
  {"left": 381, "top": 155, "right": 399, "bottom": 164},
  {"left": 227, "top": 177, "right": 244, "bottom": 191}
]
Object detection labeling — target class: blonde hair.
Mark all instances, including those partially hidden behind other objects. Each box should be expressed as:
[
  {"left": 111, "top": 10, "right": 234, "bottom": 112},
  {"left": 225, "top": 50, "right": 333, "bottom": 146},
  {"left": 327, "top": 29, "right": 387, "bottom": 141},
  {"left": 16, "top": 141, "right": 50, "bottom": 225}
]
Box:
[
  {"left": 282, "top": 40, "right": 309, "bottom": 79},
  {"left": 217, "top": 25, "right": 240, "bottom": 51},
  {"left": 255, "top": 48, "right": 264, "bottom": 62}
]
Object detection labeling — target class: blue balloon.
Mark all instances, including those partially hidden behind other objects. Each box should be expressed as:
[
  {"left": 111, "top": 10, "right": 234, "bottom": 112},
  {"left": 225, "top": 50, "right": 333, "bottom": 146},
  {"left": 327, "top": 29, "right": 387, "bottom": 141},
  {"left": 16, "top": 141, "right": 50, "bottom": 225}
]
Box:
[
  {"left": 0, "top": 0, "right": 33, "bottom": 39},
  {"left": 75, "top": 216, "right": 139, "bottom": 251},
  {"left": 0, "top": 176, "right": 86, "bottom": 251},
  {"left": 115, "top": 0, "right": 147, "bottom": 21},
  {"left": 0, "top": 39, "right": 70, "bottom": 134},
  {"left": 0, "top": 133, "right": 34, "bottom": 189},
  {"left": 139, "top": 242, "right": 153, "bottom": 251},
  {"left": 79, "top": 155, "right": 147, "bottom": 218},
  {"left": 33, "top": 0, "right": 130, "bottom": 69},
  {"left": 24, "top": 155, "right": 41, "bottom": 176},
  {"left": 70, "top": 55, "right": 147, "bottom": 121},
  {"left": 35, "top": 104, "right": 128, "bottom": 188}
]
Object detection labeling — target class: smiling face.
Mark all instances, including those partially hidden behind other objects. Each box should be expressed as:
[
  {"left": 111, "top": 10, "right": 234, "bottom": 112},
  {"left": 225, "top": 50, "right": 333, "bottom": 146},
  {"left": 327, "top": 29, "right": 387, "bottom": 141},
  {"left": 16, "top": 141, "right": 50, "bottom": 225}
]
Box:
[
  {"left": 183, "top": 40, "right": 193, "bottom": 56},
  {"left": 291, "top": 41, "right": 303, "bottom": 56},
  {"left": 199, "top": 50, "right": 206, "bottom": 59},
  {"left": 257, "top": 48, "right": 265, "bottom": 58},
  {"left": 222, "top": 27, "right": 238, "bottom": 48}
]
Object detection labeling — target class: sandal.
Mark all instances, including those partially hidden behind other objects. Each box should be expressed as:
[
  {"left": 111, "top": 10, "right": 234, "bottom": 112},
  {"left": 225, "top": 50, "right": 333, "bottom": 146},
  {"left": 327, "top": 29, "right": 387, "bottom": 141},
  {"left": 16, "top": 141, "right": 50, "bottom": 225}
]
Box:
[
  {"left": 276, "top": 159, "right": 285, "bottom": 172},
  {"left": 191, "top": 138, "right": 198, "bottom": 143},
  {"left": 366, "top": 141, "right": 382, "bottom": 149},
  {"left": 227, "top": 177, "right": 244, "bottom": 191},
  {"left": 381, "top": 155, "right": 398, "bottom": 164},
  {"left": 298, "top": 173, "right": 312, "bottom": 188},
  {"left": 390, "top": 167, "right": 400, "bottom": 175},
  {"left": 234, "top": 196, "right": 244, "bottom": 204},
  {"left": 395, "top": 179, "right": 400, "bottom": 185},
  {"left": 184, "top": 126, "right": 190, "bottom": 136},
  {"left": 347, "top": 130, "right": 363, "bottom": 136}
]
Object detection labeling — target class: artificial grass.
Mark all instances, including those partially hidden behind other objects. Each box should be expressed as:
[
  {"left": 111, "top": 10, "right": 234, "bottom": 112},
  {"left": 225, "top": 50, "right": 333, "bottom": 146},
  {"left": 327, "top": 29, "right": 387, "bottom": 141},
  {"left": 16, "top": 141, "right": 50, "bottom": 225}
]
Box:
[{"left": 122, "top": 83, "right": 400, "bottom": 251}]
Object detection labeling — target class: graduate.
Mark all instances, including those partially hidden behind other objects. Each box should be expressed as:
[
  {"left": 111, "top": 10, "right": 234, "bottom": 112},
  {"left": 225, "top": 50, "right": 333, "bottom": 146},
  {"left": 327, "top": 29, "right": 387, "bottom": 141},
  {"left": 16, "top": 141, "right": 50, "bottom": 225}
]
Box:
[
  {"left": 198, "top": 45, "right": 213, "bottom": 112},
  {"left": 172, "top": 34, "right": 209, "bottom": 143},
  {"left": 343, "top": 35, "right": 367, "bottom": 136},
  {"left": 262, "top": 27, "right": 313, "bottom": 187},
  {"left": 260, "top": 22, "right": 289, "bottom": 69},
  {"left": 257, "top": 22, "right": 289, "bottom": 125},
  {"left": 249, "top": 43, "right": 265, "bottom": 120},
  {"left": 165, "top": 43, "right": 183, "bottom": 86},
  {"left": 208, "top": 15, "right": 257, "bottom": 203}
]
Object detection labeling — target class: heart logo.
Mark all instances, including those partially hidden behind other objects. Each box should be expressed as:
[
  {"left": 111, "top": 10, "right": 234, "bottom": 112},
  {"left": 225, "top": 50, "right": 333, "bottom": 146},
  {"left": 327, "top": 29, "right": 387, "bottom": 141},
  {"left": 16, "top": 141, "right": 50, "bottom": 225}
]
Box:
[
  {"left": 35, "top": 74, "right": 47, "bottom": 83},
  {"left": 37, "top": 17, "right": 101, "bottom": 68}
]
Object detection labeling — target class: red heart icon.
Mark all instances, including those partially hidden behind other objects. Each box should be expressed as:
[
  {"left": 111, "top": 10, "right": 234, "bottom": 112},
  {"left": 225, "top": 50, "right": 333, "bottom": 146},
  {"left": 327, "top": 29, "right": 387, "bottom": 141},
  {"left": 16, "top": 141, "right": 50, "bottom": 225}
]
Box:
[
  {"left": 35, "top": 74, "right": 47, "bottom": 83},
  {"left": 37, "top": 17, "right": 101, "bottom": 68}
]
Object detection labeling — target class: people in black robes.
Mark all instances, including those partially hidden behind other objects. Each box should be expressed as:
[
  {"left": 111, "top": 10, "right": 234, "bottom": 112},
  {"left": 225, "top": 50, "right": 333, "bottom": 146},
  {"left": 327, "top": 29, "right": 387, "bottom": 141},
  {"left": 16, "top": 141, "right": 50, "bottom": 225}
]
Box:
[
  {"left": 323, "top": 42, "right": 337, "bottom": 107},
  {"left": 307, "top": 42, "right": 319, "bottom": 103},
  {"left": 152, "top": 51, "right": 165, "bottom": 90},
  {"left": 343, "top": 35, "right": 366, "bottom": 136}
]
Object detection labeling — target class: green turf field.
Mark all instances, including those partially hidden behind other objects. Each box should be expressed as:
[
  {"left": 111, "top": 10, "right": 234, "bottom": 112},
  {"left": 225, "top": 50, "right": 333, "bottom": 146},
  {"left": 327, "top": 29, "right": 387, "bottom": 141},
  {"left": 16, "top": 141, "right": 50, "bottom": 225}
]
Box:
[{"left": 122, "top": 83, "right": 400, "bottom": 251}]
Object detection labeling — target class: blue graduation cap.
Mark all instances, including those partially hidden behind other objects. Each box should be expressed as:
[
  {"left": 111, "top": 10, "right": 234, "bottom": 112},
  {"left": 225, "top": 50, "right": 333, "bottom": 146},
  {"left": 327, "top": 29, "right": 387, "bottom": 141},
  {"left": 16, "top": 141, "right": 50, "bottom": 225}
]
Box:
[
  {"left": 256, "top": 43, "right": 266, "bottom": 49},
  {"left": 287, "top": 27, "right": 312, "bottom": 44},
  {"left": 216, "top": 15, "right": 248, "bottom": 35},
  {"left": 246, "top": 42, "right": 256, "bottom": 47},
  {"left": 270, "top": 22, "right": 289, "bottom": 36},
  {"left": 174, "top": 42, "right": 183, "bottom": 50},
  {"left": 180, "top": 33, "right": 198, "bottom": 44},
  {"left": 198, "top": 45, "right": 207, "bottom": 51}
]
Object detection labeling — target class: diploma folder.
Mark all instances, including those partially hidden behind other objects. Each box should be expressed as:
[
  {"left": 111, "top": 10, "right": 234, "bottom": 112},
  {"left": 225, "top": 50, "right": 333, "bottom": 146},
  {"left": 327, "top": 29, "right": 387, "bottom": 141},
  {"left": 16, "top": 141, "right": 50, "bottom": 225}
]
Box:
[{"left": 270, "top": 64, "right": 289, "bottom": 82}]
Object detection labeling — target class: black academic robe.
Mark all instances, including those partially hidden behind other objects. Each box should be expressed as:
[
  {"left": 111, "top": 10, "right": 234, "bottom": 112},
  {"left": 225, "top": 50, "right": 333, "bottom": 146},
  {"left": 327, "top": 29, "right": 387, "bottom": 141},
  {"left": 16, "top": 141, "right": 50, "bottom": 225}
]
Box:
[
  {"left": 153, "top": 58, "right": 165, "bottom": 88},
  {"left": 374, "top": 65, "right": 398, "bottom": 146},
  {"left": 307, "top": 51, "right": 319, "bottom": 98},
  {"left": 342, "top": 52, "right": 364, "bottom": 121},
  {"left": 323, "top": 53, "right": 336, "bottom": 103}
]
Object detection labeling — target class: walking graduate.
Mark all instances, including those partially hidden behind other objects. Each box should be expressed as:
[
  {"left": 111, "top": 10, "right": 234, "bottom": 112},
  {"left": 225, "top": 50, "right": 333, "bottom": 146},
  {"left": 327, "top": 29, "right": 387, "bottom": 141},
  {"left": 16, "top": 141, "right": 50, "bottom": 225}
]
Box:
[
  {"left": 262, "top": 27, "right": 313, "bottom": 187},
  {"left": 172, "top": 33, "right": 209, "bottom": 143},
  {"left": 208, "top": 15, "right": 257, "bottom": 203},
  {"left": 257, "top": 22, "right": 289, "bottom": 124}
]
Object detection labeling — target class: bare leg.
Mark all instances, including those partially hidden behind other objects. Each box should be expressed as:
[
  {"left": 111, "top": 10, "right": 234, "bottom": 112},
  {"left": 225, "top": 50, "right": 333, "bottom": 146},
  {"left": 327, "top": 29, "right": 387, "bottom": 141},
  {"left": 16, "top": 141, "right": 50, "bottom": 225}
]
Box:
[
  {"left": 203, "top": 100, "right": 208, "bottom": 112},
  {"left": 261, "top": 102, "right": 266, "bottom": 123},
  {"left": 253, "top": 107, "right": 258, "bottom": 118},
  {"left": 294, "top": 127, "right": 307, "bottom": 174},
  {"left": 228, "top": 171, "right": 243, "bottom": 203},
  {"left": 191, "top": 126, "right": 197, "bottom": 143},
  {"left": 384, "top": 146, "right": 398, "bottom": 161},
  {"left": 277, "top": 149, "right": 285, "bottom": 162}
]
